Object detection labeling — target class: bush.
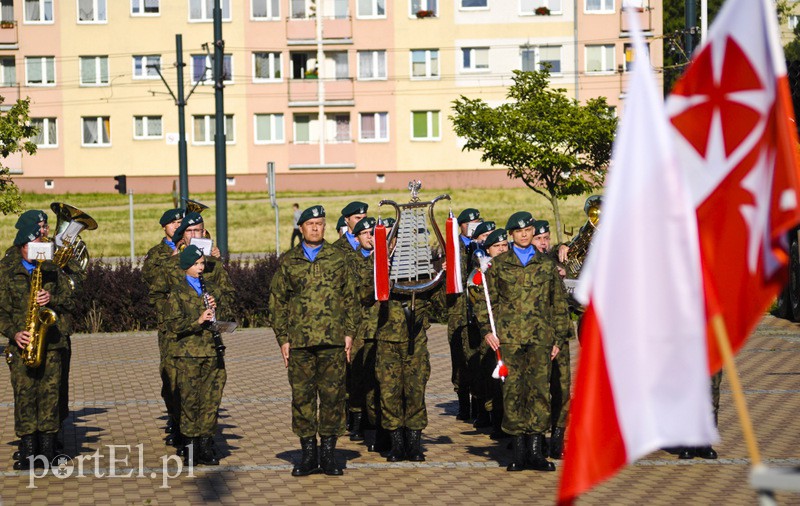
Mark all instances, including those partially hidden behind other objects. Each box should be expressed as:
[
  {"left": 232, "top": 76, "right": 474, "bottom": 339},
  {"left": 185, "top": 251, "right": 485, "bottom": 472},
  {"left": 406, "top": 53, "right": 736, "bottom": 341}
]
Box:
[{"left": 226, "top": 255, "right": 281, "bottom": 328}]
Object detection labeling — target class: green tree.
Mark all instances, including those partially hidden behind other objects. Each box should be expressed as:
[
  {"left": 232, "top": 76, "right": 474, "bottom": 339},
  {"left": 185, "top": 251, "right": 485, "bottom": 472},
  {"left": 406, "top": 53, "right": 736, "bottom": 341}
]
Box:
[
  {"left": 450, "top": 69, "right": 616, "bottom": 242},
  {"left": 0, "top": 97, "right": 37, "bottom": 215}
]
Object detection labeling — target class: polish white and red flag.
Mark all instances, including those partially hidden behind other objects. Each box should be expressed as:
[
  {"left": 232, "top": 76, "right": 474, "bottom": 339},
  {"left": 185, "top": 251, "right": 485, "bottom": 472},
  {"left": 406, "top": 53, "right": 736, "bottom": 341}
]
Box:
[
  {"left": 667, "top": 0, "right": 800, "bottom": 374},
  {"left": 557, "top": 13, "right": 718, "bottom": 504}
]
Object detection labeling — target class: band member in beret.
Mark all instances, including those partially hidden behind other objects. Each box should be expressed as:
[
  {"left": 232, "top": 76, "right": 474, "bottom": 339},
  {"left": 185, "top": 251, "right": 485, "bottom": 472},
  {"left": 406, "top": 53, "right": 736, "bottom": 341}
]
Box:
[{"left": 333, "top": 201, "right": 368, "bottom": 256}]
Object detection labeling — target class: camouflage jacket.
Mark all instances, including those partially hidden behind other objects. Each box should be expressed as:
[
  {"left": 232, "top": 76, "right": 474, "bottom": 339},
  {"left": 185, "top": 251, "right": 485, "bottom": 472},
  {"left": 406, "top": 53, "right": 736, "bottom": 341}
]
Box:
[
  {"left": 332, "top": 234, "right": 360, "bottom": 260},
  {"left": 142, "top": 239, "right": 175, "bottom": 289},
  {"left": 159, "top": 274, "right": 227, "bottom": 358},
  {"left": 149, "top": 252, "right": 236, "bottom": 318},
  {"left": 269, "top": 242, "right": 357, "bottom": 348},
  {"left": 0, "top": 248, "right": 76, "bottom": 350},
  {"left": 446, "top": 239, "right": 471, "bottom": 327},
  {"left": 1, "top": 244, "right": 85, "bottom": 293},
  {"left": 473, "top": 249, "right": 571, "bottom": 349}
]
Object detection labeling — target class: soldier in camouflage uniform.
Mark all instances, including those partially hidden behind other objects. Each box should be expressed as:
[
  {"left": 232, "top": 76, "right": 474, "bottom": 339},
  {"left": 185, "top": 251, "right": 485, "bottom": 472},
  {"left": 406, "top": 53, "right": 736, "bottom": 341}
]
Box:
[
  {"left": 0, "top": 224, "right": 75, "bottom": 469},
  {"left": 475, "top": 211, "right": 571, "bottom": 472},
  {"left": 333, "top": 201, "right": 368, "bottom": 256},
  {"left": 159, "top": 245, "right": 229, "bottom": 466},
  {"left": 447, "top": 208, "right": 482, "bottom": 421},
  {"left": 142, "top": 208, "right": 184, "bottom": 439},
  {"left": 269, "top": 205, "right": 355, "bottom": 477}
]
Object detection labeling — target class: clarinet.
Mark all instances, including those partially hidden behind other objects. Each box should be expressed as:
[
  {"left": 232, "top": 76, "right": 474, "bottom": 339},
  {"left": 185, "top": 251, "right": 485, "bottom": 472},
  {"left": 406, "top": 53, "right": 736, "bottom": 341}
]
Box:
[{"left": 198, "top": 274, "right": 226, "bottom": 369}]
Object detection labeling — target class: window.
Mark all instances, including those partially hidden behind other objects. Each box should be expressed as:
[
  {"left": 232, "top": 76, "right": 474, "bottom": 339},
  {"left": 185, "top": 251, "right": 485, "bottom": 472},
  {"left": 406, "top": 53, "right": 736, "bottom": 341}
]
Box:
[
  {"left": 357, "top": 0, "right": 385, "bottom": 17},
  {"left": 330, "top": 114, "right": 350, "bottom": 142},
  {"left": 31, "top": 117, "right": 57, "bottom": 147},
  {"left": 623, "top": 42, "right": 650, "bottom": 72},
  {"left": 790, "top": 15, "right": 799, "bottom": 31},
  {"left": 0, "top": 57, "right": 15, "bottom": 86},
  {"left": 410, "top": 49, "right": 439, "bottom": 79},
  {"left": 192, "top": 54, "right": 232, "bottom": 84},
  {"left": 586, "top": 44, "right": 615, "bottom": 73},
  {"left": 1, "top": 0, "right": 13, "bottom": 22},
  {"left": 521, "top": 45, "right": 561, "bottom": 74},
  {"left": 585, "top": 0, "right": 613, "bottom": 13},
  {"left": 411, "top": 111, "right": 440, "bottom": 140},
  {"left": 290, "top": 52, "right": 315, "bottom": 79},
  {"left": 253, "top": 52, "right": 282, "bottom": 81},
  {"left": 133, "top": 55, "right": 161, "bottom": 79},
  {"left": 359, "top": 112, "right": 388, "bottom": 142},
  {"left": 254, "top": 113, "right": 284, "bottom": 143},
  {"left": 410, "top": 0, "right": 437, "bottom": 16},
  {"left": 461, "top": 0, "right": 487, "bottom": 8},
  {"left": 252, "top": 0, "right": 279, "bottom": 19},
  {"left": 25, "top": 56, "right": 55, "bottom": 86},
  {"left": 80, "top": 56, "right": 109, "bottom": 86},
  {"left": 134, "top": 116, "right": 163, "bottom": 139},
  {"left": 292, "top": 114, "right": 350, "bottom": 143},
  {"left": 24, "top": 0, "right": 53, "bottom": 22},
  {"left": 358, "top": 50, "right": 386, "bottom": 80},
  {"left": 521, "top": 0, "right": 562, "bottom": 13},
  {"left": 291, "top": 0, "right": 310, "bottom": 18},
  {"left": 82, "top": 116, "right": 111, "bottom": 146},
  {"left": 461, "top": 47, "right": 489, "bottom": 72},
  {"left": 78, "top": 0, "right": 107, "bottom": 22},
  {"left": 294, "top": 114, "right": 310, "bottom": 142},
  {"left": 131, "top": 0, "right": 159, "bottom": 15},
  {"left": 190, "top": 0, "right": 231, "bottom": 21},
  {"left": 331, "top": 51, "right": 349, "bottom": 79},
  {"left": 193, "top": 114, "right": 234, "bottom": 144}
]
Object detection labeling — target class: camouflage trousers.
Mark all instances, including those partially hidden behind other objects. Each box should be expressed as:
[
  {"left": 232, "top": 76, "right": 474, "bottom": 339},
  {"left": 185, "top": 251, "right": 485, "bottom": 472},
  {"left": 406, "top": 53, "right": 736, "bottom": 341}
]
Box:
[
  {"left": 479, "top": 345, "right": 503, "bottom": 414},
  {"left": 549, "top": 340, "right": 571, "bottom": 429},
  {"left": 7, "top": 348, "right": 62, "bottom": 437},
  {"left": 174, "top": 357, "right": 226, "bottom": 438},
  {"left": 59, "top": 337, "right": 71, "bottom": 424},
  {"left": 288, "top": 345, "right": 347, "bottom": 438},
  {"left": 501, "top": 343, "right": 552, "bottom": 435},
  {"left": 350, "top": 339, "right": 380, "bottom": 426},
  {"left": 158, "top": 332, "right": 178, "bottom": 422},
  {"left": 448, "top": 321, "right": 474, "bottom": 396},
  {"left": 376, "top": 337, "right": 431, "bottom": 431}
]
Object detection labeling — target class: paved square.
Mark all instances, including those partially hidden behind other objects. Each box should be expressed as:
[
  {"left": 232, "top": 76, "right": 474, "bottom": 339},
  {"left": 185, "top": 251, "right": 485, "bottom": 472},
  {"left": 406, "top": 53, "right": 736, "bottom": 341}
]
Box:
[{"left": 2, "top": 316, "right": 800, "bottom": 505}]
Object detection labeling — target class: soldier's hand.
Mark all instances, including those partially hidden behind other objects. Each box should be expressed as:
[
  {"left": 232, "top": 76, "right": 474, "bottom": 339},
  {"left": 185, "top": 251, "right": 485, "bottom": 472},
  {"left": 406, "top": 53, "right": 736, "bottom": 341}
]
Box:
[
  {"left": 205, "top": 295, "right": 217, "bottom": 310},
  {"left": 211, "top": 247, "right": 221, "bottom": 259},
  {"left": 558, "top": 245, "right": 569, "bottom": 263},
  {"left": 36, "top": 289, "right": 50, "bottom": 306},
  {"left": 281, "top": 342, "right": 291, "bottom": 368},
  {"left": 344, "top": 336, "right": 353, "bottom": 363},
  {"left": 14, "top": 331, "right": 31, "bottom": 348},
  {"left": 198, "top": 309, "right": 215, "bottom": 324},
  {"left": 551, "top": 345, "right": 560, "bottom": 360},
  {"left": 557, "top": 265, "right": 566, "bottom": 278},
  {"left": 485, "top": 333, "right": 500, "bottom": 351}
]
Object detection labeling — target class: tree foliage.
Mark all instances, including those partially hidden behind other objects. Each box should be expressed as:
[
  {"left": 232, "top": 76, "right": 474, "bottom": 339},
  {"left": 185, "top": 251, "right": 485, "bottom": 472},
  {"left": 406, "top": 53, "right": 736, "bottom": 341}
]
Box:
[
  {"left": 450, "top": 69, "right": 616, "bottom": 241},
  {"left": 0, "top": 97, "right": 37, "bottom": 215}
]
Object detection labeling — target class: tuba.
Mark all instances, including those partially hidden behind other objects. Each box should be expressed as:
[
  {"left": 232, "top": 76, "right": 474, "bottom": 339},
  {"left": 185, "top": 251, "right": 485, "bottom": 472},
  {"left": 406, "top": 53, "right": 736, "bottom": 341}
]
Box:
[
  {"left": 564, "top": 195, "right": 602, "bottom": 279},
  {"left": 22, "top": 255, "right": 58, "bottom": 368},
  {"left": 181, "top": 198, "right": 212, "bottom": 241},
  {"left": 50, "top": 202, "right": 97, "bottom": 272}
]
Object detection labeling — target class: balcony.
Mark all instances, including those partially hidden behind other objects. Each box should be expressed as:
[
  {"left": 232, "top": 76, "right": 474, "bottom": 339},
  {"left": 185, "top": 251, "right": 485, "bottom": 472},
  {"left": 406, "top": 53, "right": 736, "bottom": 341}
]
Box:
[
  {"left": 287, "top": 78, "right": 354, "bottom": 106},
  {"left": 286, "top": 16, "right": 353, "bottom": 45},
  {"left": 288, "top": 142, "right": 356, "bottom": 169},
  {"left": 620, "top": 4, "right": 654, "bottom": 36},
  {"left": 0, "top": 20, "right": 19, "bottom": 48}
]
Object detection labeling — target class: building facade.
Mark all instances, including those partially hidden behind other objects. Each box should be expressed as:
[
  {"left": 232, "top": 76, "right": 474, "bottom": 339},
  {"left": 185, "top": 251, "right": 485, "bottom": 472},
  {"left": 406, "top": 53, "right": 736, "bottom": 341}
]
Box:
[{"left": 0, "top": 0, "right": 661, "bottom": 193}]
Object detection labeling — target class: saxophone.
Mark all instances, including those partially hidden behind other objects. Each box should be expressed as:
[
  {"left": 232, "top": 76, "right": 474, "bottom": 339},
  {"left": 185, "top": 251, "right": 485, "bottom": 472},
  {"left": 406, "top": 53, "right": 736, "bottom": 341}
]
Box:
[{"left": 21, "top": 260, "right": 58, "bottom": 368}]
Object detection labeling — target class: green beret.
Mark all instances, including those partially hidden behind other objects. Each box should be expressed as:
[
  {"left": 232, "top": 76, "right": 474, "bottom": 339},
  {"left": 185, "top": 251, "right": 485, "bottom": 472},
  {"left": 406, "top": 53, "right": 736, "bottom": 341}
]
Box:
[
  {"left": 506, "top": 211, "right": 534, "bottom": 231},
  {"left": 14, "top": 223, "right": 41, "bottom": 247},
  {"left": 473, "top": 221, "right": 496, "bottom": 238},
  {"left": 179, "top": 244, "right": 204, "bottom": 270},
  {"left": 379, "top": 217, "right": 396, "bottom": 229},
  {"left": 457, "top": 208, "right": 481, "bottom": 225},
  {"left": 353, "top": 217, "right": 376, "bottom": 236},
  {"left": 533, "top": 220, "right": 550, "bottom": 237},
  {"left": 336, "top": 215, "right": 346, "bottom": 231},
  {"left": 174, "top": 211, "right": 204, "bottom": 242},
  {"left": 484, "top": 228, "right": 508, "bottom": 249},
  {"left": 341, "top": 201, "right": 368, "bottom": 217},
  {"left": 160, "top": 208, "right": 185, "bottom": 227},
  {"left": 15, "top": 209, "right": 48, "bottom": 230},
  {"left": 298, "top": 205, "right": 326, "bottom": 226}
]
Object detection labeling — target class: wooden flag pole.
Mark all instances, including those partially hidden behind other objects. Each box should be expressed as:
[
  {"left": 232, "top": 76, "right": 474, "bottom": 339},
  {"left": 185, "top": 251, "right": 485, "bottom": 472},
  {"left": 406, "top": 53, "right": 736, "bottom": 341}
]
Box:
[{"left": 710, "top": 313, "right": 762, "bottom": 466}]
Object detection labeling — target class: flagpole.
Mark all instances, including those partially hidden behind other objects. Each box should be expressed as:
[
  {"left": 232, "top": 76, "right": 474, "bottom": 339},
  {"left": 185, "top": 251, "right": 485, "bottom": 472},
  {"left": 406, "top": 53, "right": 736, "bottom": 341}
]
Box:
[{"left": 710, "top": 314, "right": 762, "bottom": 467}]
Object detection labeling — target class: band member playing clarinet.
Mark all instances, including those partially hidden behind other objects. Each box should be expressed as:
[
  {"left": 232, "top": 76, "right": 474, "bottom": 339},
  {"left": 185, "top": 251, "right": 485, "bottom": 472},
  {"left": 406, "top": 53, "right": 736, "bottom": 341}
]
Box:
[{"left": 160, "top": 245, "right": 228, "bottom": 466}]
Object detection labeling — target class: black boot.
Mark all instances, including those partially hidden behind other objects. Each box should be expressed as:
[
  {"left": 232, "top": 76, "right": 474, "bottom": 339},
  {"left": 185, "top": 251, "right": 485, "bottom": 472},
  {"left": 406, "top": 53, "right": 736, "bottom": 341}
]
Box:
[
  {"left": 470, "top": 396, "right": 479, "bottom": 422},
  {"left": 678, "top": 447, "right": 695, "bottom": 459},
  {"left": 39, "top": 433, "right": 56, "bottom": 468},
  {"left": 457, "top": 393, "right": 471, "bottom": 421},
  {"left": 506, "top": 435, "right": 526, "bottom": 471},
  {"left": 526, "top": 433, "right": 556, "bottom": 471},
  {"left": 319, "top": 436, "right": 343, "bottom": 476},
  {"left": 291, "top": 437, "right": 320, "bottom": 476},
  {"left": 165, "top": 415, "right": 175, "bottom": 434},
  {"left": 183, "top": 437, "right": 199, "bottom": 466},
  {"left": 490, "top": 411, "right": 509, "bottom": 440},
  {"left": 12, "top": 440, "right": 21, "bottom": 461},
  {"left": 695, "top": 446, "right": 718, "bottom": 459},
  {"left": 550, "top": 427, "right": 565, "bottom": 460},
  {"left": 349, "top": 412, "right": 364, "bottom": 442},
  {"left": 473, "top": 403, "right": 492, "bottom": 429},
  {"left": 369, "top": 428, "right": 390, "bottom": 453},
  {"left": 386, "top": 429, "right": 405, "bottom": 462},
  {"left": 405, "top": 428, "right": 425, "bottom": 462},
  {"left": 171, "top": 432, "right": 185, "bottom": 453},
  {"left": 14, "top": 434, "right": 36, "bottom": 470},
  {"left": 198, "top": 436, "right": 220, "bottom": 466}
]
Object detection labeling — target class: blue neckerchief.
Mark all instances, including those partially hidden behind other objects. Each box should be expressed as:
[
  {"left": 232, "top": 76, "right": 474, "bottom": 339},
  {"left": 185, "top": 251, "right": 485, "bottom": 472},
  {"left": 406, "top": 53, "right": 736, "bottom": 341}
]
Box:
[
  {"left": 302, "top": 242, "right": 323, "bottom": 262},
  {"left": 460, "top": 235, "right": 471, "bottom": 247},
  {"left": 21, "top": 259, "right": 35, "bottom": 274},
  {"left": 164, "top": 238, "right": 177, "bottom": 251},
  {"left": 513, "top": 244, "right": 536, "bottom": 266},
  {"left": 345, "top": 231, "right": 359, "bottom": 251},
  {"left": 360, "top": 248, "right": 371, "bottom": 258},
  {"left": 185, "top": 275, "right": 203, "bottom": 296}
]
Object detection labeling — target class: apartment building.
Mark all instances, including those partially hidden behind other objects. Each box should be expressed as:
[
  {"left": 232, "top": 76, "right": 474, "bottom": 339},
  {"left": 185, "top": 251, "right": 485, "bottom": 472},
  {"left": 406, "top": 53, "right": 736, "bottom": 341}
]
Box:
[{"left": 0, "top": 0, "right": 660, "bottom": 193}]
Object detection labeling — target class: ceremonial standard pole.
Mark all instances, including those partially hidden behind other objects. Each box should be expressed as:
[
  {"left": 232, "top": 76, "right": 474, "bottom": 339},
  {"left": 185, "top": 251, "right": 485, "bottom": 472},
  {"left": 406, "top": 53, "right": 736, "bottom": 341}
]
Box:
[{"left": 213, "top": 0, "right": 229, "bottom": 257}]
